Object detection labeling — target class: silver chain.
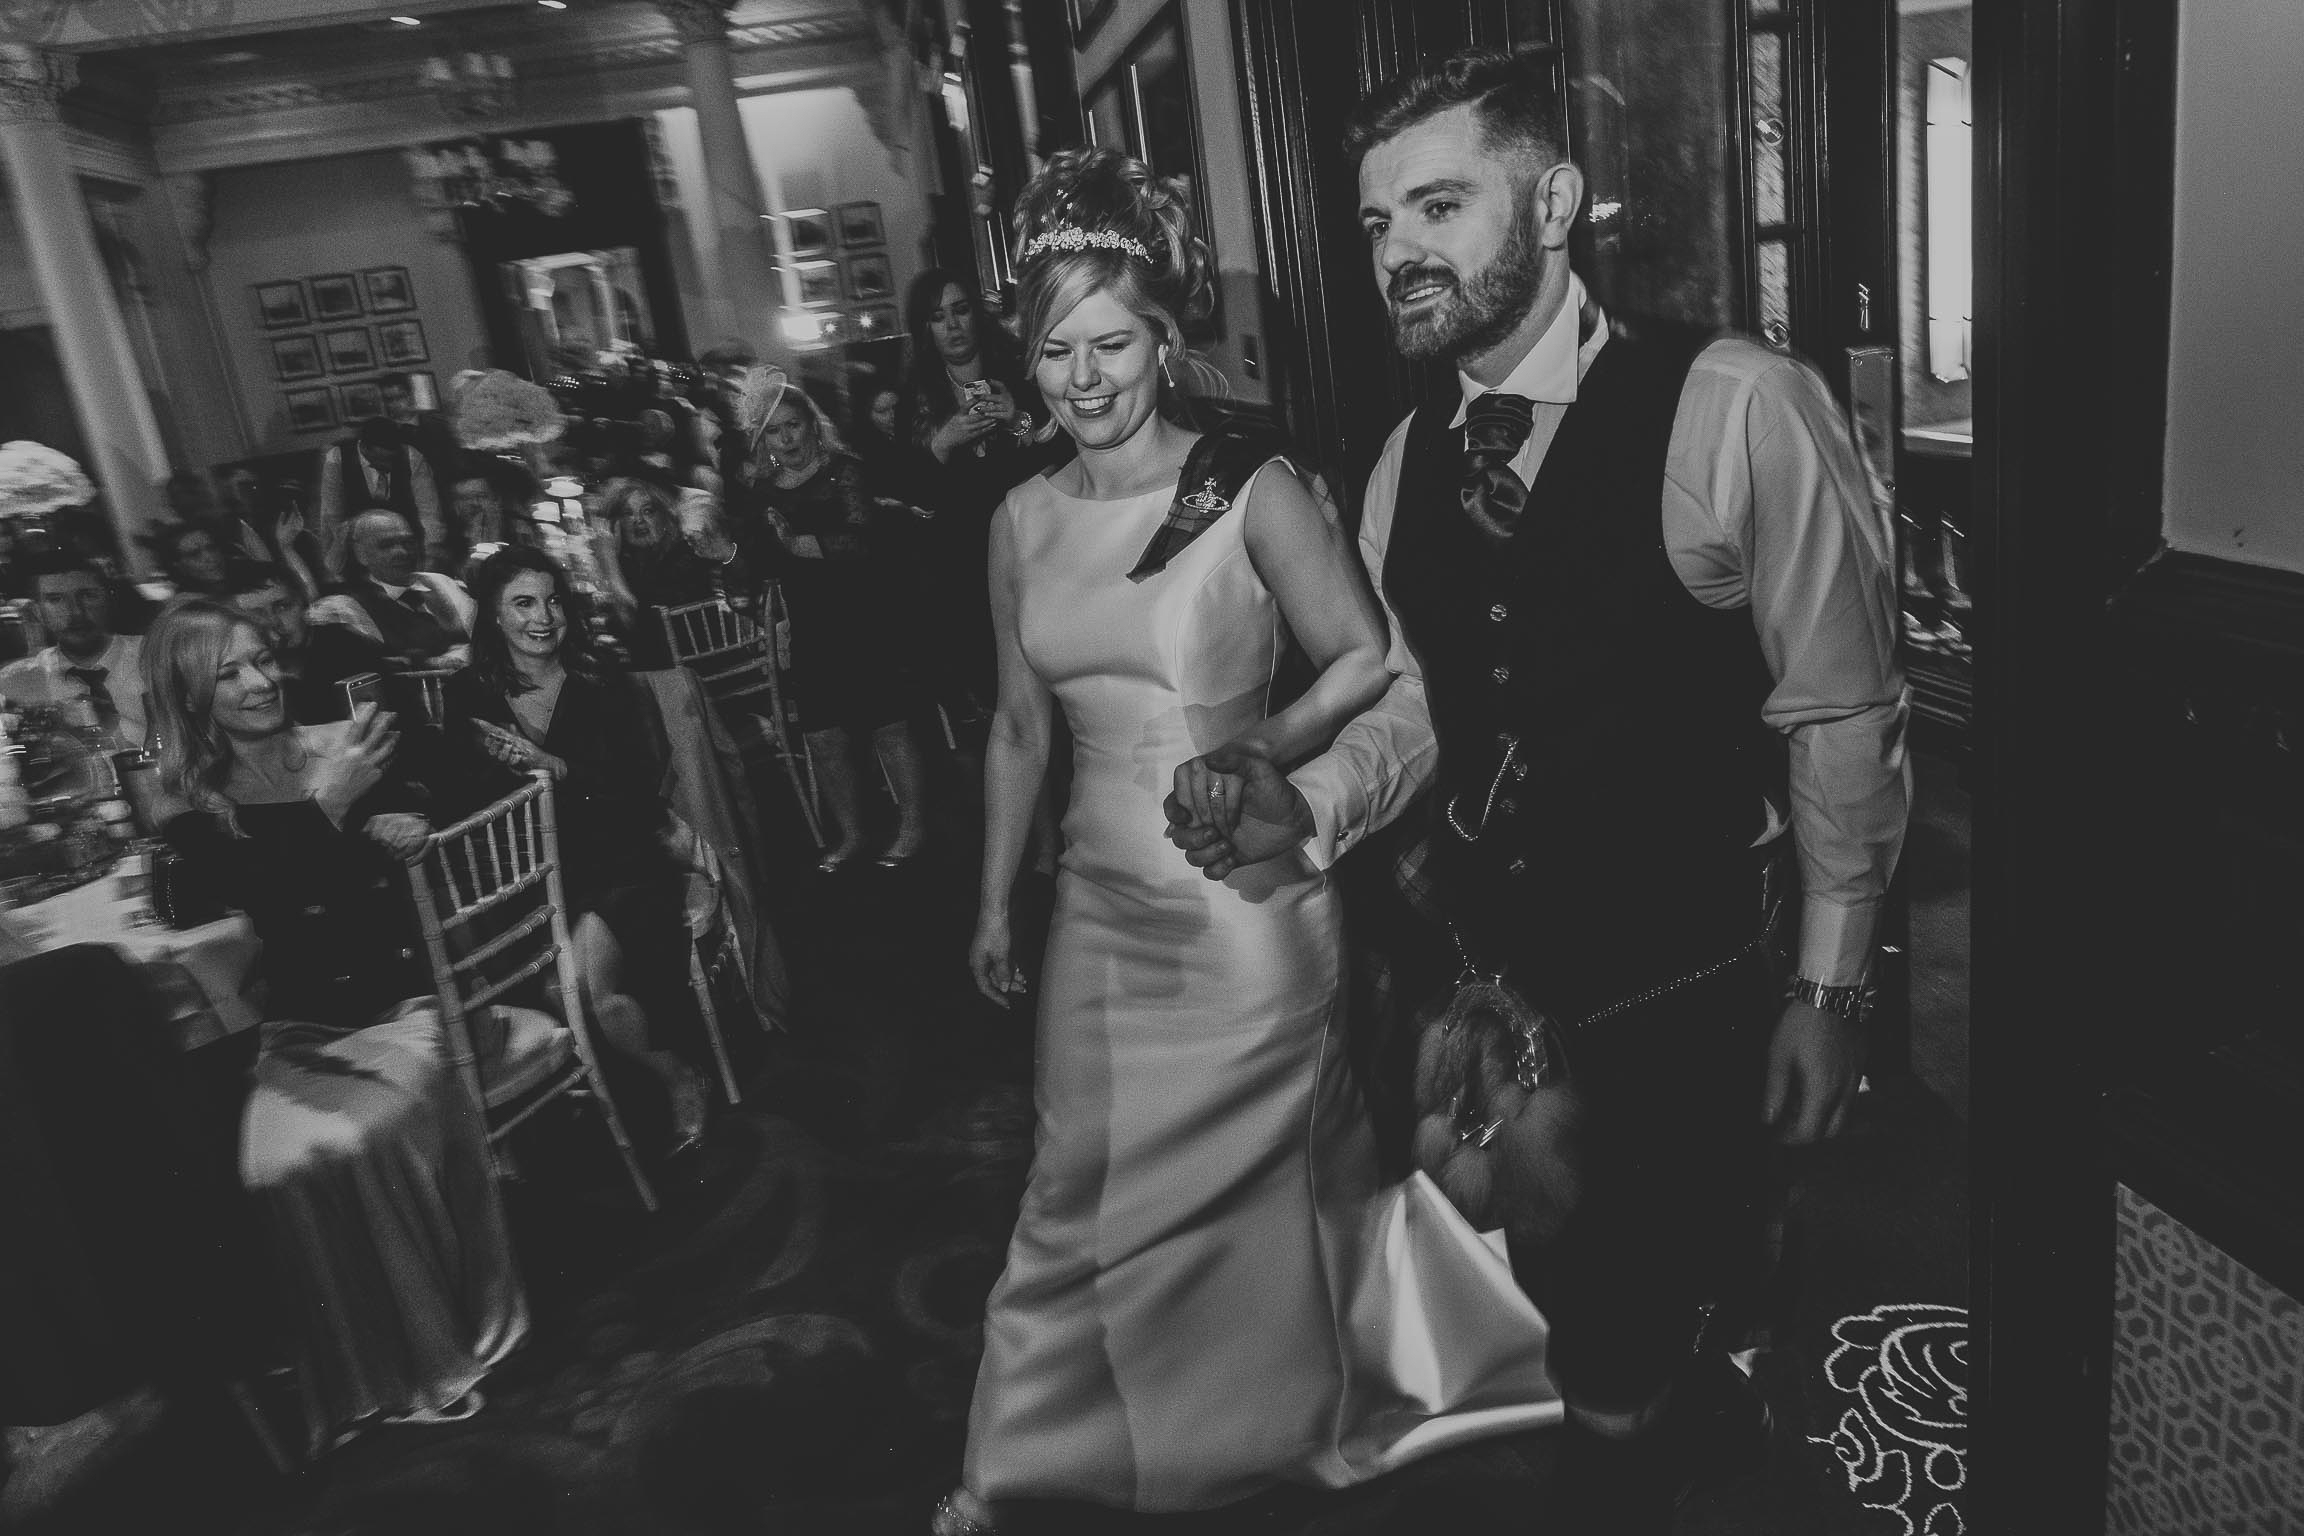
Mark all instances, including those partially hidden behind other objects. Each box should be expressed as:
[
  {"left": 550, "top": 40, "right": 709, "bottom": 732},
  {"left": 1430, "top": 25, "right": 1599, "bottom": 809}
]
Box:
[{"left": 1443, "top": 734, "right": 1519, "bottom": 843}]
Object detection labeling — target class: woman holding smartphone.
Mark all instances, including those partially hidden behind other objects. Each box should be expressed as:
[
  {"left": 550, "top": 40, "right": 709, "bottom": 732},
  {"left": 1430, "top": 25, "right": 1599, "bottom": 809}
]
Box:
[
  {"left": 142, "top": 597, "right": 526, "bottom": 1452},
  {"left": 438, "top": 546, "right": 708, "bottom": 1153}
]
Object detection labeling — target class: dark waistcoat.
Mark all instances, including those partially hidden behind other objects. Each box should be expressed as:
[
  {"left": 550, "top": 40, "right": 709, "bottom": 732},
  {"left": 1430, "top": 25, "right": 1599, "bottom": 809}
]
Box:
[
  {"left": 332, "top": 439, "right": 420, "bottom": 523},
  {"left": 1381, "top": 322, "right": 1786, "bottom": 1019}
]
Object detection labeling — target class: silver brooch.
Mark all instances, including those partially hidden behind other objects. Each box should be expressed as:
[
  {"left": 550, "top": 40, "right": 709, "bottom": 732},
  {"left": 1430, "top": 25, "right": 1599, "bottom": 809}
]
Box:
[{"left": 1180, "top": 478, "right": 1230, "bottom": 515}]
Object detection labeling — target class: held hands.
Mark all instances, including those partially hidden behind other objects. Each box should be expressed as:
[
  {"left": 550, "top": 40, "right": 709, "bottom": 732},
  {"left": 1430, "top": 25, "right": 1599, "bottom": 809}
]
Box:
[
  {"left": 311, "top": 704, "right": 398, "bottom": 826},
  {"left": 1762, "top": 999, "right": 1866, "bottom": 1144},
  {"left": 1161, "top": 743, "right": 1314, "bottom": 882},
  {"left": 363, "top": 812, "right": 432, "bottom": 864},
  {"left": 969, "top": 912, "right": 1030, "bottom": 1009}
]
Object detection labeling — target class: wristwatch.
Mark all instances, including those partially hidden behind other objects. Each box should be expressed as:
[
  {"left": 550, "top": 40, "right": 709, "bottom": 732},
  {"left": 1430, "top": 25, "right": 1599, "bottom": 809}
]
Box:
[{"left": 1784, "top": 974, "right": 1877, "bottom": 1022}]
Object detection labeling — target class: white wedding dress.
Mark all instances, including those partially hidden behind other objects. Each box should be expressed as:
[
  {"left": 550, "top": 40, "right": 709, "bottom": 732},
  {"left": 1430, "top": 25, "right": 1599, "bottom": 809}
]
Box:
[{"left": 962, "top": 461, "right": 1563, "bottom": 1512}]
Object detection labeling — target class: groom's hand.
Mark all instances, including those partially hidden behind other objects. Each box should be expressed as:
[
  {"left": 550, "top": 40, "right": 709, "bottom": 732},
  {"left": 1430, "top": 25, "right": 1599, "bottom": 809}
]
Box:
[{"left": 1163, "top": 745, "right": 1314, "bottom": 881}]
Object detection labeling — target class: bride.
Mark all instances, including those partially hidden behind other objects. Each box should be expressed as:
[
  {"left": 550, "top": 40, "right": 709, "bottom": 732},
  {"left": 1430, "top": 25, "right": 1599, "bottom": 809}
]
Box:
[{"left": 944, "top": 147, "right": 1560, "bottom": 1532}]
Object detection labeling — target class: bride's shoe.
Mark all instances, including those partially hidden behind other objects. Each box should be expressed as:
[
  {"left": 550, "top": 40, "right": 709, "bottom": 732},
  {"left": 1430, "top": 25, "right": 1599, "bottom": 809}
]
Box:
[{"left": 930, "top": 1488, "right": 1000, "bottom": 1535}]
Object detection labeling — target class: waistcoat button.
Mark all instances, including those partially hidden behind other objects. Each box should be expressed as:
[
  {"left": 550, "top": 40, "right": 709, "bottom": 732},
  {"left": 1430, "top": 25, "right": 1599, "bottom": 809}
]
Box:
[
  {"left": 1489, "top": 603, "right": 1509, "bottom": 622},
  {"left": 1491, "top": 665, "right": 1511, "bottom": 685},
  {"left": 1506, "top": 858, "right": 1529, "bottom": 876}
]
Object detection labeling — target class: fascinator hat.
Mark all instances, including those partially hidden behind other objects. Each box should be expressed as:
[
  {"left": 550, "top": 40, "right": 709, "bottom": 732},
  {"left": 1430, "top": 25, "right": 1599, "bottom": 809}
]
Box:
[{"left": 735, "top": 364, "right": 791, "bottom": 451}]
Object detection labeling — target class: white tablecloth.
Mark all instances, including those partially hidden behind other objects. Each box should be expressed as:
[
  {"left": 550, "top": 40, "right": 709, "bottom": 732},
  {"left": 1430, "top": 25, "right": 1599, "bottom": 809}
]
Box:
[{"left": 0, "top": 865, "right": 265, "bottom": 1051}]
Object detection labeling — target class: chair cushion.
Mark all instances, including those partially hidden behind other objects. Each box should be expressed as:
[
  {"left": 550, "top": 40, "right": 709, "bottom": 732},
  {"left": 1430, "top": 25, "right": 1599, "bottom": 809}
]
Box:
[{"left": 477, "top": 1005, "right": 576, "bottom": 1108}]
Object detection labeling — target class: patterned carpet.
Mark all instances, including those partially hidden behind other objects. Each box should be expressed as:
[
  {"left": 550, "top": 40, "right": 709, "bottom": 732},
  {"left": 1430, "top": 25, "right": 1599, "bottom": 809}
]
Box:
[{"left": 7, "top": 752, "right": 1973, "bottom": 1536}]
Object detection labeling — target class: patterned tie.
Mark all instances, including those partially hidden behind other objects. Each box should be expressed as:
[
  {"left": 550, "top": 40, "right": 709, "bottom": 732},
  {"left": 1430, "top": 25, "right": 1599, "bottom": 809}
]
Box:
[
  {"left": 1460, "top": 391, "right": 1539, "bottom": 543},
  {"left": 64, "top": 666, "right": 118, "bottom": 731}
]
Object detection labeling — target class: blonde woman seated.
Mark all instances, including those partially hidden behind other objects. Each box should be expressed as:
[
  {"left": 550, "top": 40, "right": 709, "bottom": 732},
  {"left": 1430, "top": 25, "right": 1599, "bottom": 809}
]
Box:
[{"left": 143, "top": 598, "right": 526, "bottom": 1453}]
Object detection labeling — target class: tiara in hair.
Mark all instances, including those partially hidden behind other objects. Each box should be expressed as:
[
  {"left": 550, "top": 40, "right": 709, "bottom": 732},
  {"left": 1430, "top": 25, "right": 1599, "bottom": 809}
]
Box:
[{"left": 1020, "top": 225, "right": 1152, "bottom": 264}]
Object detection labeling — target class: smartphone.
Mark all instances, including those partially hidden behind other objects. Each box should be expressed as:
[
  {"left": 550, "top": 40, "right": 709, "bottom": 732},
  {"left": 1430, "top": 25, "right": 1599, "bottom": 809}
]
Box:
[{"left": 340, "top": 671, "right": 384, "bottom": 719}]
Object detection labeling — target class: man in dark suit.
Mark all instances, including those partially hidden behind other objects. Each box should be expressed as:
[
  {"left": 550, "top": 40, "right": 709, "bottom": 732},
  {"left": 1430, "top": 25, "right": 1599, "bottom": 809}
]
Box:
[
  {"left": 314, "top": 417, "right": 447, "bottom": 571},
  {"left": 307, "top": 510, "right": 472, "bottom": 667}
]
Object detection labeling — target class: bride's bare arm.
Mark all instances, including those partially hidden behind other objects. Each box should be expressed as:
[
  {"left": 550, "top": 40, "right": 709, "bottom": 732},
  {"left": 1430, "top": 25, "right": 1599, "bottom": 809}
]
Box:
[
  {"left": 971, "top": 504, "right": 1054, "bottom": 1006},
  {"left": 1170, "top": 463, "right": 1390, "bottom": 830}
]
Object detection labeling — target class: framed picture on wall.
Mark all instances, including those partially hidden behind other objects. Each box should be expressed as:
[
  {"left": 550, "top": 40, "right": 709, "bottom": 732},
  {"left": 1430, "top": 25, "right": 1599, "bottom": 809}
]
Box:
[
  {"left": 309, "top": 274, "right": 363, "bottom": 322},
  {"left": 1067, "top": 0, "right": 1117, "bottom": 47},
  {"left": 794, "top": 258, "right": 842, "bottom": 308},
  {"left": 283, "top": 387, "right": 336, "bottom": 434},
  {"left": 781, "top": 209, "right": 833, "bottom": 257},
  {"left": 323, "top": 326, "right": 375, "bottom": 374},
  {"left": 837, "top": 201, "right": 884, "bottom": 248},
  {"left": 846, "top": 252, "right": 893, "bottom": 303},
  {"left": 361, "top": 266, "right": 414, "bottom": 314},
  {"left": 271, "top": 334, "right": 323, "bottom": 383},
  {"left": 254, "top": 280, "right": 310, "bottom": 329},
  {"left": 854, "top": 303, "right": 900, "bottom": 339},
  {"left": 338, "top": 380, "right": 385, "bottom": 422},
  {"left": 376, "top": 319, "right": 428, "bottom": 367}
]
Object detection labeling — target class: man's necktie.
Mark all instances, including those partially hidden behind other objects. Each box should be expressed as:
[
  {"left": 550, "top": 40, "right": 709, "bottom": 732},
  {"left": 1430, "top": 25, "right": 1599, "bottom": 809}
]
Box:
[
  {"left": 64, "top": 666, "right": 117, "bottom": 731},
  {"left": 1460, "top": 391, "right": 1539, "bottom": 543}
]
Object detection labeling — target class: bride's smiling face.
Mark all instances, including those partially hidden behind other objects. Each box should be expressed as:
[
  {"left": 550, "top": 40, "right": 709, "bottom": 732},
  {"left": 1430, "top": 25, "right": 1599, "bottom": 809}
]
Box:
[{"left": 1034, "top": 290, "right": 1163, "bottom": 451}]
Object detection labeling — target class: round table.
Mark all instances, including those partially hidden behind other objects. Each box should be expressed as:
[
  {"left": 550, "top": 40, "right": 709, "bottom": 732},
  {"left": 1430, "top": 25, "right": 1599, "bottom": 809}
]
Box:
[{"left": 0, "top": 862, "right": 264, "bottom": 1051}]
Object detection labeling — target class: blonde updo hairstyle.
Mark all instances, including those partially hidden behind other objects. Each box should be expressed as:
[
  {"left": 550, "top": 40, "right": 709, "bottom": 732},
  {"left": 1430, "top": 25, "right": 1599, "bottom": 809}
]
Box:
[{"left": 1011, "top": 147, "right": 1213, "bottom": 428}]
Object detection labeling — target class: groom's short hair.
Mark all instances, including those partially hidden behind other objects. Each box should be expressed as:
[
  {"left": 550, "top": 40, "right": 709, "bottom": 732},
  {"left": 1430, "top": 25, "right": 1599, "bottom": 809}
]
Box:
[{"left": 1343, "top": 46, "right": 1567, "bottom": 173}]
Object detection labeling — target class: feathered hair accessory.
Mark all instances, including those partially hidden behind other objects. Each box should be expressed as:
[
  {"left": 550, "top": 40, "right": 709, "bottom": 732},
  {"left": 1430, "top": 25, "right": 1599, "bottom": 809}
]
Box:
[
  {"left": 735, "top": 364, "right": 790, "bottom": 448},
  {"left": 1019, "top": 225, "right": 1153, "bottom": 265}
]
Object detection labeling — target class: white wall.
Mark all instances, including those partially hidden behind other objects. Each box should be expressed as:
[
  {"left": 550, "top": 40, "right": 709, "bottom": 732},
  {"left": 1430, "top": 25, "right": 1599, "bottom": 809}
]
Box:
[
  {"left": 1076, "top": 0, "right": 1270, "bottom": 408},
  {"left": 2162, "top": 0, "right": 2304, "bottom": 573},
  {"left": 204, "top": 151, "right": 491, "bottom": 455},
  {"left": 744, "top": 86, "right": 932, "bottom": 340}
]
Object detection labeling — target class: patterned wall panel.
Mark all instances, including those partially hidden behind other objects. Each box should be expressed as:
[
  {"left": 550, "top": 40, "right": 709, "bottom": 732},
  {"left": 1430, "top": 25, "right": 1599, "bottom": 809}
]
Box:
[{"left": 2107, "top": 1184, "right": 2304, "bottom": 1534}]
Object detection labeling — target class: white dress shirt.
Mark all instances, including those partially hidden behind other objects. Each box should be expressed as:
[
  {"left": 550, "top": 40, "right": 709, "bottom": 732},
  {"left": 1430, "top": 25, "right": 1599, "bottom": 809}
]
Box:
[
  {"left": 0, "top": 635, "right": 149, "bottom": 751},
  {"left": 1290, "top": 274, "right": 1911, "bottom": 987}
]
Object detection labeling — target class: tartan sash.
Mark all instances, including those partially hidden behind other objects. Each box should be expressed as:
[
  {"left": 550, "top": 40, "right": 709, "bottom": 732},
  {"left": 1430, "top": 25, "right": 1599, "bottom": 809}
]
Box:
[{"left": 1125, "top": 431, "right": 1285, "bottom": 582}]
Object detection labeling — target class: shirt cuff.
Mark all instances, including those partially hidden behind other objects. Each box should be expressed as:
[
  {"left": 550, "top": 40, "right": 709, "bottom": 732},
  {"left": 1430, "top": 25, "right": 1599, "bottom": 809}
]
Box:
[
  {"left": 1288, "top": 753, "right": 1367, "bottom": 873},
  {"left": 1796, "top": 894, "right": 1881, "bottom": 988}
]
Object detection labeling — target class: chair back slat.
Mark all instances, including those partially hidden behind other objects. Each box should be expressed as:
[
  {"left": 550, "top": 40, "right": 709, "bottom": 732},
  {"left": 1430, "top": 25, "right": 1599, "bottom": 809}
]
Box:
[{"left": 400, "top": 769, "right": 658, "bottom": 1211}]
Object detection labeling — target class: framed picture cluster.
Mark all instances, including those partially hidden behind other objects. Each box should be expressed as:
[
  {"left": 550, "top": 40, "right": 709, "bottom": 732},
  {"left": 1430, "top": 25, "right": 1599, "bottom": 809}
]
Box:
[
  {"left": 254, "top": 266, "right": 434, "bottom": 436},
  {"left": 775, "top": 200, "right": 899, "bottom": 342}
]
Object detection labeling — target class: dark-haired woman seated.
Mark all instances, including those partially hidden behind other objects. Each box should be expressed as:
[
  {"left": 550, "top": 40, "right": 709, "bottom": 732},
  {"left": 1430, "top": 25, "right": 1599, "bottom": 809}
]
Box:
[
  {"left": 438, "top": 545, "right": 708, "bottom": 1149},
  {"left": 143, "top": 597, "right": 525, "bottom": 1453}
]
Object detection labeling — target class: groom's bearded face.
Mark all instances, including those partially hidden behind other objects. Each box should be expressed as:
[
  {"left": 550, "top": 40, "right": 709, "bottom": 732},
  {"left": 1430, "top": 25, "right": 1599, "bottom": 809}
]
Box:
[{"left": 1384, "top": 182, "right": 1548, "bottom": 365}]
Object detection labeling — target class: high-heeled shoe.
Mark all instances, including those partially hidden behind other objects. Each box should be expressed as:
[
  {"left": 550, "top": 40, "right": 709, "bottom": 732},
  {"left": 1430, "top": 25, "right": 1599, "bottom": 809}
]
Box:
[
  {"left": 816, "top": 846, "right": 866, "bottom": 874},
  {"left": 930, "top": 1490, "right": 1000, "bottom": 1535},
  {"left": 874, "top": 841, "right": 925, "bottom": 870}
]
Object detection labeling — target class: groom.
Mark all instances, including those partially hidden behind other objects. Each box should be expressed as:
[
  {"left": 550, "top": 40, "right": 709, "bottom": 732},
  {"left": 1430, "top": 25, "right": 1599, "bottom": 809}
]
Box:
[{"left": 1167, "top": 45, "right": 1908, "bottom": 1529}]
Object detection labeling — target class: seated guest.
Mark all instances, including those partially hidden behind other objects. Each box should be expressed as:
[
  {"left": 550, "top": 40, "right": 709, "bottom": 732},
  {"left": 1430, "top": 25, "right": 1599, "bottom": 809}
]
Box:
[
  {"left": 438, "top": 546, "right": 707, "bottom": 1152},
  {"left": 206, "top": 463, "right": 278, "bottom": 566},
  {"left": 309, "top": 509, "right": 474, "bottom": 667},
  {"left": 594, "top": 477, "right": 744, "bottom": 668},
  {"left": 315, "top": 416, "right": 448, "bottom": 573},
  {"left": 142, "top": 598, "right": 526, "bottom": 1454},
  {"left": 147, "top": 521, "right": 234, "bottom": 598},
  {"left": 227, "top": 563, "right": 390, "bottom": 725},
  {"left": 444, "top": 464, "right": 540, "bottom": 579},
  {"left": 0, "top": 551, "right": 147, "bottom": 749}
]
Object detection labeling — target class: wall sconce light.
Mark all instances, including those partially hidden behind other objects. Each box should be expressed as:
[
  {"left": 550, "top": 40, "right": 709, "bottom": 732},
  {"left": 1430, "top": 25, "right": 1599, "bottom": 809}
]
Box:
[{"left": 1925, "top": 57, "right": 1972, "bottom": 384}]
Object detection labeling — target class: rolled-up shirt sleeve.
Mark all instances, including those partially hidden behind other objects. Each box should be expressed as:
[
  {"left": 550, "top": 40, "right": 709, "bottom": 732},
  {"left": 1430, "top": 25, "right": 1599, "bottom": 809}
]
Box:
[
  {"left": 1290, "top": 423, "right": 1439, "bottom": 870},
  {"left": 1670, "top": 344, "right": 1911, "bottom": 986}
]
